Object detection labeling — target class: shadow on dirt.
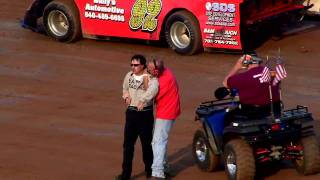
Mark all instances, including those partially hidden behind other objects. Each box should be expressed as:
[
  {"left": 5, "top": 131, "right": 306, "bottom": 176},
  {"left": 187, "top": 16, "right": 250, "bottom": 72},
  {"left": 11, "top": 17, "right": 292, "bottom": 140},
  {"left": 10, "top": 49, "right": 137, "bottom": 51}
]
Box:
[
  {"left": 132, "top": 119, "right": 320, "bottom": 179},
  {"left": 255, "top": 161, "right": 291, "bottom": 180},
  {"left": 168, "top": 144, "right": 195, "bottom": 176},
  {"left": 243, "top": 18, "right": 320, "bottom": 52},
  {"left": 131, "top": 144, "right": 194, "bottom": 179},
  {"left": 130, "top": 172, "right": 147, "bottom": 180}
]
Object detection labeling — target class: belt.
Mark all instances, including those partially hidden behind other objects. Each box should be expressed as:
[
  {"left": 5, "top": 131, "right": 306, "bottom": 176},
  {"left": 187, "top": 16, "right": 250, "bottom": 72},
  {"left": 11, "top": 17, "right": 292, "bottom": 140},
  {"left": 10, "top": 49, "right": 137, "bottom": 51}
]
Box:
[
  {"left": 241, "top": 102, "right": 280, "bottom": 109},
  {"left": 241, "top": 104, "right": 266, "bottom": 109},
  {"left": 127, "top": 105, "right": 153, "bottom": 111}
]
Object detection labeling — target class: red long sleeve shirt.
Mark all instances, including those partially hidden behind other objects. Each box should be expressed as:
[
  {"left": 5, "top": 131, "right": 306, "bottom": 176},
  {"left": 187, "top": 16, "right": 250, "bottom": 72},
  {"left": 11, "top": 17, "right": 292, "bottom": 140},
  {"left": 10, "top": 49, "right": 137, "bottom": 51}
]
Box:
[{"left": 156, "top": 68, "right": 181, "bottom": 120}]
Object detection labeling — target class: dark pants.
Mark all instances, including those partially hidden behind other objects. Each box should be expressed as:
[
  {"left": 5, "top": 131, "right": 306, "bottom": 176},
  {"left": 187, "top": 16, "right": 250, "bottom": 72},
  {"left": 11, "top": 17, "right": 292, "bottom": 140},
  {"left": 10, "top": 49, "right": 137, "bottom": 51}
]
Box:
[
  {"left": 24, "top": 0, "right": 50, "bottom": 26},
  {"left": 239, "top": 102, "right": 281, "bottom": 118},
  {"left": 225, "top": 102, "right": 281, "bottom": 126},
  {"left": 121, "top": 108, "right": 154, "bottom": 179}
]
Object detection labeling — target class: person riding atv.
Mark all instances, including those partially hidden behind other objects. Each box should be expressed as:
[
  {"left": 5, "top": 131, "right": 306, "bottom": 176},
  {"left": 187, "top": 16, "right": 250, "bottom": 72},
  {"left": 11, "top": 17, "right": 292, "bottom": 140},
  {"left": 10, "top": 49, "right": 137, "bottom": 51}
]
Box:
[
  {"left": 192, "top": 54, "right": 320, "bottom": 180},
  {"left": 223, "top": 54, "right": 281, "bottom": 120}
]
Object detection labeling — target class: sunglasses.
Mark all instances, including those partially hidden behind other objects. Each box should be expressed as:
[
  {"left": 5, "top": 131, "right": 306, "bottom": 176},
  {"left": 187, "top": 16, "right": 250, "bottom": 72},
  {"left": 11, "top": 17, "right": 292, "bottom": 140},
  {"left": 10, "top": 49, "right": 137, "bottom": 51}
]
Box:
[{"left": 131, "top": 63, "right": 141, "bottom": 67}]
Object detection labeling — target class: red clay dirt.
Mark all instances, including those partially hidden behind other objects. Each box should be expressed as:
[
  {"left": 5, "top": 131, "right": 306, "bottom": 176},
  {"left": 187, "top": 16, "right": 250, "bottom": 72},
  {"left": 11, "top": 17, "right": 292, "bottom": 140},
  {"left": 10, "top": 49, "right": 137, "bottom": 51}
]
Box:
[{"left": 0, "top": 1, "right": 319, "bottom": 180}]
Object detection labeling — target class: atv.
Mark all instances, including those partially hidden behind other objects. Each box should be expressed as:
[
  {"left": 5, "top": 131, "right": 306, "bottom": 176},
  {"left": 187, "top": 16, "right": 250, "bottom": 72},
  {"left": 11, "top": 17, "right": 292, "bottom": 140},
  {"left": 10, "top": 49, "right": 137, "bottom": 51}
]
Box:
[{"left": 192, "top": 87, "right": 320, "bottom": 180}]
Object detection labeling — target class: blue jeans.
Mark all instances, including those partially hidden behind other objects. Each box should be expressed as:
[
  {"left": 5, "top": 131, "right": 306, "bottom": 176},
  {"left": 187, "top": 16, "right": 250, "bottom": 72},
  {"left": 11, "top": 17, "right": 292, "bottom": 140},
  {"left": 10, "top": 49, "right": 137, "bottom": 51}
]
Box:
[{"left": 151, "top": 119, "right": 174, "bottom": 178}]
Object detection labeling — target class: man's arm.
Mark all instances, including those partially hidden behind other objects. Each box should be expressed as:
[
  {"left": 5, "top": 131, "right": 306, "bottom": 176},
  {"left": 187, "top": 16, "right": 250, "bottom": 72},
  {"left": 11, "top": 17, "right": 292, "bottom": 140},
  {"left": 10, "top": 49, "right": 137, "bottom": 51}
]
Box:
[
  {"left": 122, "top": 72, "right": 131, "bottom": 105},
  {"left": 223, "top": 56, "right": 244, "bottom": 87},
  {"left": 139, "top": 78, "right": 159, "bottom": 104}
]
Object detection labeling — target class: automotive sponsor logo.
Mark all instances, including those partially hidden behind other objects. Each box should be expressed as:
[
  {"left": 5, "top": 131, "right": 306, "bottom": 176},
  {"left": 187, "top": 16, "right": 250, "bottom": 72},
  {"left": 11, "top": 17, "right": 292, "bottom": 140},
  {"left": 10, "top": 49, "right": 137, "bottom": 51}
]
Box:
[
  {"left": 205, "top": 2, "right": 236, "bottom": 12},
  {"left": 204, "top": 29, "right": 237, "bottom": 36},
  {"left": 129, "top": 0, "right": 163, "bottom": 32},
  {"left": 203, "top": 2, "right": 239, "bottom": 46},
  {"left": 93, "top": 0, "right": 116, "bottom": 6},
  {"left": 204, "top": 28, "right": 238, "bottom": 45},
  {"left": 205, "top": 4, "right": 236, "bottom": 27},
  {"left": 84, "top": 0, "right": 125, "bottom": 22},
  {"left": 203, "top": 2, "right": 239, "bottom": 47}
]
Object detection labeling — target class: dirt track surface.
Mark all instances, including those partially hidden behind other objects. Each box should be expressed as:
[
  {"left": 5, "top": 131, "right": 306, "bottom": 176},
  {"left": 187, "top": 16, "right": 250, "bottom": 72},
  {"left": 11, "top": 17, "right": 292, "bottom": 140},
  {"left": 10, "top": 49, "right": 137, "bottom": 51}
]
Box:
[{"left": 1, "top": 1, "right": 320, "bottom": 180}]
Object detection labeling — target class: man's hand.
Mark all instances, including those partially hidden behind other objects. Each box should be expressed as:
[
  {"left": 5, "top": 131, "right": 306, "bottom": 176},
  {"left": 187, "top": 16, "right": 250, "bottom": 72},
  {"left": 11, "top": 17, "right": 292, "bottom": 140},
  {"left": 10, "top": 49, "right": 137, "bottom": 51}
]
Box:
[
  {"left": 137, "top": 101, "right": 145, "bottom": 111},
  {"left": 235, "top": 56, "right": 246, "bottom": 69},
  {"left": 125, "top": 97, "right": 131, "bottom": 105}
]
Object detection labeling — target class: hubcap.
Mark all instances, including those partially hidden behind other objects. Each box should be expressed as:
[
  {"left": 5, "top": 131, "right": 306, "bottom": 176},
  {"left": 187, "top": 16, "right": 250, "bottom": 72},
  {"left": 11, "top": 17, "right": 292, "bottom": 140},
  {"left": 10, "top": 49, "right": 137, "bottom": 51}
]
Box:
[
  {"left": 48, "top": 10, "right": 69, "bottom": 37},
  {"left": 170, "top": 22, "right": 191, "bottom": 49},
  {"left": 195, "top": 138, "right": 207, "bottom": 162},
  {"left": 226, "top": 151, "right": 237, "bottom": 176}
]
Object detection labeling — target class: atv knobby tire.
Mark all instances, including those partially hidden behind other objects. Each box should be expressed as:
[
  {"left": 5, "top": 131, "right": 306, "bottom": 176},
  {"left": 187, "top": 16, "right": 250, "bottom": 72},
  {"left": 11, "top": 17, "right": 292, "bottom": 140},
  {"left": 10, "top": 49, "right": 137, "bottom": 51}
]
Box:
[
  {"left": 294, "top": 136, "right": 320, "bottom": 175},
  {"left": 165, "top": 11, "right": 202, "bottom": 55},
  {"left": 192, "top": 130, "right": 220, "bottom": 172},
  {"left": 43, "top": 0, "right": 82, "bottom": 42},
  {"left": 224, "top": 139, "right": 255, "bottom": 180}
]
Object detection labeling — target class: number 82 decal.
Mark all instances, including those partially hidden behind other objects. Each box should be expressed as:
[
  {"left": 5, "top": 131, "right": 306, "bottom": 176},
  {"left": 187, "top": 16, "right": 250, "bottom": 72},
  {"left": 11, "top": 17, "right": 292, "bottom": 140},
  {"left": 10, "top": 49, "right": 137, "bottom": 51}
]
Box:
[{"left": 129, "top": 0, "right": 163, "bottom": 32}]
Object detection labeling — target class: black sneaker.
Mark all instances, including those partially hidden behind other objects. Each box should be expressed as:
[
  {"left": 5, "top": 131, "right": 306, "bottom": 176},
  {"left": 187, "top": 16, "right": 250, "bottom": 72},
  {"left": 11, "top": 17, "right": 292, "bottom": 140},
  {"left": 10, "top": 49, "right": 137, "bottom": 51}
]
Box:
[
  {"left": 164, "top": 171, "right": 175, "bottom": 178},
  {"left": 145, "top": 171, "right": 152, "bottom": 178},
  {"left": 20, "top": 20, "right": 39, "bottom": 32},
  {"left": 115, "top": 174, "right": 130, "bottom": 180}
]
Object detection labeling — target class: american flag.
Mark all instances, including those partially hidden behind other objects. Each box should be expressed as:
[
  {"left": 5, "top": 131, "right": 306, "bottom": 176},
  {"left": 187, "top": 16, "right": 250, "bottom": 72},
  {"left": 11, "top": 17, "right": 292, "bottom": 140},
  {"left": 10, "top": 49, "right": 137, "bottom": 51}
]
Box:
[
  {"left": 273, "top": 63, "right": 287, "bottom": 85},
  {"left": 259, "top": 66, "right": 271, "bottom": 83}
]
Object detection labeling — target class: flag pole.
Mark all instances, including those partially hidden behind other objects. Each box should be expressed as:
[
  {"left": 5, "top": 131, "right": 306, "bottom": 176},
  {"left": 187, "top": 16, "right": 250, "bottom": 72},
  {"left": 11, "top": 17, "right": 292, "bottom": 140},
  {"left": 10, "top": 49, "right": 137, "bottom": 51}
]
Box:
[
  {"left": 267, "top": 55, "right": 274, "bottom": 118},
  {"left": 278, "top": 48, "right": 283, "bottom": 114}
]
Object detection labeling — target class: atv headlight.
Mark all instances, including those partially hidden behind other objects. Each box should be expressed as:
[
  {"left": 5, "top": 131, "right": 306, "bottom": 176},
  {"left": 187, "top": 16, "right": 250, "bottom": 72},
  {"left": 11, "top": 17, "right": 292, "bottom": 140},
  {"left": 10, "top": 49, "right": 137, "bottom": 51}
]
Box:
[{"left": 232, "top": 122, "right": 239, "bottom": 127}]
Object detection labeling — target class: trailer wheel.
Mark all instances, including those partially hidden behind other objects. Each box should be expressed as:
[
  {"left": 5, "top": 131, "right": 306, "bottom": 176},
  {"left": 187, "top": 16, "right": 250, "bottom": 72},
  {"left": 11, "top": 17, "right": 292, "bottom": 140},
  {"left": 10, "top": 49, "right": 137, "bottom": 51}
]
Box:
[
  {"left": 224, "top": 139, "right": 255, "bottom": 180},
  {"left": 165, "top": 11, "right": 202, "bottom": 55},
  {"left": 43, "top": 0, "right": 81, "bottom": 42},
  {"left": 294, "top": 136, "right": 320, "bottom": 175},
  {"left": 286, "top": 12, "right": 305, "bottom": 27},
  {"left": 192, "top": 130, "right": 220, "bottom": 172}
]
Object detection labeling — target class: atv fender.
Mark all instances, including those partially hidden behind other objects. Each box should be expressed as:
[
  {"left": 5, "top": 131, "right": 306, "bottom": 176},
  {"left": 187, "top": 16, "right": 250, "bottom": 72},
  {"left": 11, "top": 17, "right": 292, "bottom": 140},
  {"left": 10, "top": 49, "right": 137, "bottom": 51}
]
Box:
[{"left": 202, "top": 119, "right": 221, "bottom": 155}]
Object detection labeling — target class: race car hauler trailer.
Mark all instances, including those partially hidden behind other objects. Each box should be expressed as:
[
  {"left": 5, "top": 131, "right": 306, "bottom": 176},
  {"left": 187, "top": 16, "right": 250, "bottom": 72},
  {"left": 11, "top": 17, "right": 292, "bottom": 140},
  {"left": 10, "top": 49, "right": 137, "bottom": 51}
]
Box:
[{"left": 29, "top": 0, "right": 310, "bottom": 55}]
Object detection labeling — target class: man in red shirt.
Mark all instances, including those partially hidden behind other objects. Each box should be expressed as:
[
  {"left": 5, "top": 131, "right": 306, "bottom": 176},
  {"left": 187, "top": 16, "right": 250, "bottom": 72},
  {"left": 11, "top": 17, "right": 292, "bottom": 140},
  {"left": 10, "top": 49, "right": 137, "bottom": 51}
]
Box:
[
  {"left": 223, "top": 54, "right": 281, "bottom": 119},
  {"left": 147, "top": 59, "right": 181, "bottom": 179}
]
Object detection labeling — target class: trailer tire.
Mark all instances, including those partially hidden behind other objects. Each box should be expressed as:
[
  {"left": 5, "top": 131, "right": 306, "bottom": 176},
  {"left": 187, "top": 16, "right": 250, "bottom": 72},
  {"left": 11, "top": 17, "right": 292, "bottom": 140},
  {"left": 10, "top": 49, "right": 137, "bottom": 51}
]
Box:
[
  {"left": 224, "top": 139, "right": 255, "bottom": 180},
  {"left": 294, "top": 136, "right": 320, "bottom": 175},
  {"left": 165, "top": 11, "right": 202, "bottom": 55},
  {"left": 43, "top": 0, "right": 81, "bottom": 42},
  {"left": 286, "top": 12, "right": 305, "bottom": 27},
  {"left": 192, "top": 130, "right": 220, "bottom": 172}
]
